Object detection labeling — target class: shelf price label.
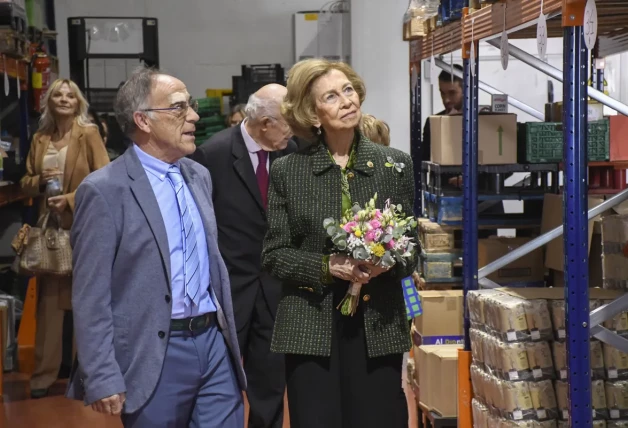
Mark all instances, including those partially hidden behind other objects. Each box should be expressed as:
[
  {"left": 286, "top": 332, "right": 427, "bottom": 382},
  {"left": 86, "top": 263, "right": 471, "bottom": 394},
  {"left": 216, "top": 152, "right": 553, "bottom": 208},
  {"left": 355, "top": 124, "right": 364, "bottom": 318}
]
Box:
[
  {"left": 584, "top": 0, "right": 598, "bottom": 50},
  {"left": 500, "top": 32, "right": 509, "bottom": 70},
  {"left": 537, "top": 13, "right": 548, "bottom": 61}
]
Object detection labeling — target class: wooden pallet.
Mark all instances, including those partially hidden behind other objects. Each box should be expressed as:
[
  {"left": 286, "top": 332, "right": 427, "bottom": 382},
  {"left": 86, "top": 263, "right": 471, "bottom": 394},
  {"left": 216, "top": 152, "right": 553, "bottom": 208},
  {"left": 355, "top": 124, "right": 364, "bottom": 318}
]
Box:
[{"left": 418, "top": 402, "right": 457, "bottom": 428}]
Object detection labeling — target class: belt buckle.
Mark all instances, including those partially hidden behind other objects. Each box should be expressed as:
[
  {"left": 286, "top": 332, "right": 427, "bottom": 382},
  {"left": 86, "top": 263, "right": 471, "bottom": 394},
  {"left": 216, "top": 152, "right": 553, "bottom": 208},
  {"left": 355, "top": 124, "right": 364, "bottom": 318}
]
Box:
[{"left": 188, "top": 317, "right": 195, "bottom": 332}]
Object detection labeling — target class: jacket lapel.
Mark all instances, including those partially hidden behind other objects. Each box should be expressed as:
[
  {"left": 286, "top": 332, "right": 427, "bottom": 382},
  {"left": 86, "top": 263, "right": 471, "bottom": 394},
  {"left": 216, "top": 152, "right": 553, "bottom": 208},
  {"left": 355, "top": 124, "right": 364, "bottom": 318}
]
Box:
[
  {"left": 232, "top": 129, "right": 264, "bottom": 210},
  {"left": 124, "top": 147, "right": 172, "bottom": 288},
  {"left": 34, "top": 133, "right": 51, "bottom": 175},
  {"left": 62, "top": 122, "right": 84, "bottom": 194},
  {"left": 180, "top": 161, "right": 224, "bottom": 306}
]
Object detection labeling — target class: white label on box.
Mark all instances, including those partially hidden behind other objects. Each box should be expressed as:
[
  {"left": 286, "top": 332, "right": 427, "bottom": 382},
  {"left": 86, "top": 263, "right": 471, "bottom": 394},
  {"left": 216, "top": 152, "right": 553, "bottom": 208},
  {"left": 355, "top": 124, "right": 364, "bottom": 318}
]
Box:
[
  {"left": 507, "top": 331, "right": 517, "bottom": 341},
  {"left": 609, "top": 368, "right": 618, "bottom": 379},
  {"left": 533, "top": 368, "right": 543, "bottom": 379},
  {"left": 562, "top": 410, "right": 569, "bottom": 420},
  {"left": 491, "top": 94, "right": 508, "bottom": 113},
  {"left": 513, "top": 410, "right": 523, "bottom": 421},
  {"left": 560, "top": 369, "right": 567, "bottom": 379},
  {"left": 611, "top": 409, "right": 620, "bottom": 419},
  {"left": 537, "top": 409, "right": 547, "bottom": 420},
  {"left": 531, "top": 330, "right": 541, "bottom": 341},
  {"left": 558, "top": 329, "right": 566, "bottom": 339},
  {"left": 509, "top": 370, "right": 519, "bottom": 380}
]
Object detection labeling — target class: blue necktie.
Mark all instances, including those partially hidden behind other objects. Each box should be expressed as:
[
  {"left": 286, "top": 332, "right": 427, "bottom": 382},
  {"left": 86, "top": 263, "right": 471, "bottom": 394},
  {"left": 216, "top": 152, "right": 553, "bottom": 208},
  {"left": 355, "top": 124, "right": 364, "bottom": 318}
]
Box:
[{"left": 168, "top": 166, "right": 201, "bottom": 307}]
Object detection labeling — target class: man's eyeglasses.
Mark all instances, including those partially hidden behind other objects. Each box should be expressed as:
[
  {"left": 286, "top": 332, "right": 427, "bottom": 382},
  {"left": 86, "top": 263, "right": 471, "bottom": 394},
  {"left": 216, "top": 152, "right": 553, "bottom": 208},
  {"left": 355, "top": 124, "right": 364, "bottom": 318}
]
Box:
[{"left": 141, "top": 99, "right": 199, "bottom": 117}]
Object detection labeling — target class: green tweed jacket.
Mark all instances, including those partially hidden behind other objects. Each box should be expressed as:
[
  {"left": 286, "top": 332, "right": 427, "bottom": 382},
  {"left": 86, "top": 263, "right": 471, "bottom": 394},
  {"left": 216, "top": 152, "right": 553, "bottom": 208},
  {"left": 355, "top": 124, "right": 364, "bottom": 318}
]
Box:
[{"left": 262, "top": 135, "right": 418, "bottom": 358}]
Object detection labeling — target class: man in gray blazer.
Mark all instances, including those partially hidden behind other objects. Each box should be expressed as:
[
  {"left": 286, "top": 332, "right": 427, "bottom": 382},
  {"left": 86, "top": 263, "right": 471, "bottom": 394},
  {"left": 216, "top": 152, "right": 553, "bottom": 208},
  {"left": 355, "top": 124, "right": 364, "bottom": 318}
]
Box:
[{"left": 66, "top": 66, "right": 246, "bottom": 427}]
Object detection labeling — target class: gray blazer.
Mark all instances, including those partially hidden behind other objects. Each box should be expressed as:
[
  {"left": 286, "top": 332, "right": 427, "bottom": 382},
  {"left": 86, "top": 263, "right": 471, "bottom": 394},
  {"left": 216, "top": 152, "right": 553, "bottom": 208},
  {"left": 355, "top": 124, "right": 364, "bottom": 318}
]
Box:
[{"left": 66, "top": 146, "right": 246, "bottom": 414}]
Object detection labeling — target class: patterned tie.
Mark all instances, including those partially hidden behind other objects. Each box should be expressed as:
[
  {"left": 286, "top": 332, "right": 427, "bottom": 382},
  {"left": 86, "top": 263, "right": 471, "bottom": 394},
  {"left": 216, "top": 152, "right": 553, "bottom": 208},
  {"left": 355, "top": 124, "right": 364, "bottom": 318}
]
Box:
[
  {"left": 168, "top": 166, "right": 201, "bottom": 307},
  {"left": 256, "top": 150, "right": 269, "bottom": 209}
]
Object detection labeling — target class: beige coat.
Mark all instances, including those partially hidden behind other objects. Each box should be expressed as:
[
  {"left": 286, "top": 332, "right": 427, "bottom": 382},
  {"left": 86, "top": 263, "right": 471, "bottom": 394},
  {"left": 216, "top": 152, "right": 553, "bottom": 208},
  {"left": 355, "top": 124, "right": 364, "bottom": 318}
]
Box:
[{"left": 20, "top": 121, "right": 110, "bottom": 225}]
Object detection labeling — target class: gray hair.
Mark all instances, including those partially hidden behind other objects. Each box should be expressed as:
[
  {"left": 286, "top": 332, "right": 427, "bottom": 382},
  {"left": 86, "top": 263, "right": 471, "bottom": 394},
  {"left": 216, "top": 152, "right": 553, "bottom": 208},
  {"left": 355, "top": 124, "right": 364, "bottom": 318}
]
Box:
[
  {"left": 114, "top": 66, "right": 163, "bottom": 136},
  {"left": 244, "top": 93, "right": 280, "bottom": 122}
]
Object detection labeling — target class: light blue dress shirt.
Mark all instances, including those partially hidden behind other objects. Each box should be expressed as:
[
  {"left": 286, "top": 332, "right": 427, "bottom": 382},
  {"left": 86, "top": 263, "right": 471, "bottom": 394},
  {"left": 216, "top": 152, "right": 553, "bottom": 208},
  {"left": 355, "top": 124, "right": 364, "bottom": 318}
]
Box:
[{"left": 134, "top": 145, "right": 216, "bottom": 319}]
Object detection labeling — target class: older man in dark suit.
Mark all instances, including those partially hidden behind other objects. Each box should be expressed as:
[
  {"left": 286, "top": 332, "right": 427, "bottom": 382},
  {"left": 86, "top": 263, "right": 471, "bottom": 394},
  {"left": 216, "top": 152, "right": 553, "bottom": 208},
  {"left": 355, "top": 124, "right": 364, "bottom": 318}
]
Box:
[
  {"left": 67, "top": 67, "right": 245, "bottom": 427},
  {"left": 191, "top": 84, "right": 296, "bottom": 428}
]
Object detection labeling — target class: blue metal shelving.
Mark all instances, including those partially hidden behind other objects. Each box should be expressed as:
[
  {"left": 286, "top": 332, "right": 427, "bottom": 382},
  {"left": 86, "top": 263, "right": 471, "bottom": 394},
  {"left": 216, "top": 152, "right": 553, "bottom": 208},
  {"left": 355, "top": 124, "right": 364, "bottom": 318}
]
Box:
[
  {"left": 411, "top": 1, "right": 628, "bottom": 424},
  {"left": 562, "top": 25, "right": 592, "bottom": 425},
  {"left": 461, "top": 53, "right": 478, "bottom": 351}
]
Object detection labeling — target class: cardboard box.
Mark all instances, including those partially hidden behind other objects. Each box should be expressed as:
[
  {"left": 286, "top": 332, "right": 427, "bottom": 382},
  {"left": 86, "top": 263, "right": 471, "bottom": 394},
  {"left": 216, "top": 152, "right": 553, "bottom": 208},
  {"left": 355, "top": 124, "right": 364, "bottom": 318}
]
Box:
[
  {"left": 413, "top": 290, "right": 464, "bottom": 345},
  {"left": 478, "top": 237, "right": 545, "bottom": 286},
  {"left": 429, "top": 347, "right": 461, "bottom": 417},
  {"left": 541, "top": 193, "right": 604, "bottom": 272},
  {"left": 417, "top": 344, "right": 462, "bottom": 411},
  {"left": 610, "top": 115, "right": 628, "bottom": 161},
  {"left": 429, "top": 114, "right": 517, "bottom": 165}
]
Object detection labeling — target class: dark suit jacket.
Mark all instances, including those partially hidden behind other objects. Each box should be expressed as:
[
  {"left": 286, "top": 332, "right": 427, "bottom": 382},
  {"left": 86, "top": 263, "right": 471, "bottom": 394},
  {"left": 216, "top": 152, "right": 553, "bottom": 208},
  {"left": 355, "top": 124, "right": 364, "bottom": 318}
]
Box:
[
  {"left": 262, "top": 135, "right": 418, "bottom": 358},
  {"left": 67, "top": 147, "right": 245, "bottom": 413},
  {"left": 191, "top": 126, "right": 297, "bottom": 333}
]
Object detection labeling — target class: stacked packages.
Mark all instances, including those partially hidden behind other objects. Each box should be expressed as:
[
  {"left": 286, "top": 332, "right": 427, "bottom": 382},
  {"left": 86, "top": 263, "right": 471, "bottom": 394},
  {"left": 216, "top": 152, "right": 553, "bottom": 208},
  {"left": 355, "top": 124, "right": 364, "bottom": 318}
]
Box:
[{"left": 468, "top": 288, "right": 628, "bottom": 427}]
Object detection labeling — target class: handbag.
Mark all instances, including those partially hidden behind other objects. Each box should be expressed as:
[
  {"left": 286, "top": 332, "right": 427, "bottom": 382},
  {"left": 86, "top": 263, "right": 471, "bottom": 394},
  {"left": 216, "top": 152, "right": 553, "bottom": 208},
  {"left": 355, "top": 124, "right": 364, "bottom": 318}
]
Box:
[{"left": 13, "top": 212, "right": 72, "bottom": 277}]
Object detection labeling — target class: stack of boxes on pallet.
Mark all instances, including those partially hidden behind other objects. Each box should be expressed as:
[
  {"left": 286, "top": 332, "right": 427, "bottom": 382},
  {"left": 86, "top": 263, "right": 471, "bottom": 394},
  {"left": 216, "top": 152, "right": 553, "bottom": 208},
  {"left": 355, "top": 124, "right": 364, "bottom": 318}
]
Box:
[
  {"left": 468, "top": 287, "right": 628, "bottom": 427},
  {"left": 409, "top": 289, "right": 464, "bottom": 418},
  {"left": 193, "top": 97, "right": 226, "bottom": 144}
]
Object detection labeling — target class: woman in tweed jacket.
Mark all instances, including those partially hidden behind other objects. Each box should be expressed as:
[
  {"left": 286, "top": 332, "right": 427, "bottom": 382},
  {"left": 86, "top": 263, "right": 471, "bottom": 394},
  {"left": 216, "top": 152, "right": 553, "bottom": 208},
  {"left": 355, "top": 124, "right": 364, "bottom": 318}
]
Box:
[{"left": 262, "top": 59, "right": 417, "bottom": 428}]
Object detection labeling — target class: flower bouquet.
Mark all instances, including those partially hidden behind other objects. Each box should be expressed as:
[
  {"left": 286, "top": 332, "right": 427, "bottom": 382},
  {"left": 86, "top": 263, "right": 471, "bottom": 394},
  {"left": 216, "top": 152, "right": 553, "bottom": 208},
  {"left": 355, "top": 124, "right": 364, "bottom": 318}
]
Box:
[{"left": 323, "top": 193, "right": 418, "bottom": 316}]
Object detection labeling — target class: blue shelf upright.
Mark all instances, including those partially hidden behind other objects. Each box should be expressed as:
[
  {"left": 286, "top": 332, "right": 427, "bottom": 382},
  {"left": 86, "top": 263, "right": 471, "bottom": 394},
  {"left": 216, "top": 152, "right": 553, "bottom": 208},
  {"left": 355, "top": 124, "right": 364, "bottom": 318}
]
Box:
[
  {"left": 462, "top": 44, "right": 479, "bottom": 351},
  {"left": 410, "top": 40, "right": 423, "bottom": 216},
  {"left": 563, "top": 24, "right": 592, "bottom": 426}
]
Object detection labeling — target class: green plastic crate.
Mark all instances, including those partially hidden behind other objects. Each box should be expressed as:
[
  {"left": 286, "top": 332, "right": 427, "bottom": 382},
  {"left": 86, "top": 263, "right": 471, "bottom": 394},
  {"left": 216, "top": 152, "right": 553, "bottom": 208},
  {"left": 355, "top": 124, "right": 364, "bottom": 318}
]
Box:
[
  {"left": 197, "top": 97, "right": 221, "bottom": 109},
  {"left": 518, "top": 119, "right": 609, "bottom": 163}
]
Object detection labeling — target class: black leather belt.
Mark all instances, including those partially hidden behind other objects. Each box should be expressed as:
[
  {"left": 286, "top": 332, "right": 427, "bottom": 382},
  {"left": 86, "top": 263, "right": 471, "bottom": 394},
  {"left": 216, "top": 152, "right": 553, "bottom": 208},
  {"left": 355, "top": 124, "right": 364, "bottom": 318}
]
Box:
[{"left": 170, "top": 313, "right": 215, "bottom": 332}]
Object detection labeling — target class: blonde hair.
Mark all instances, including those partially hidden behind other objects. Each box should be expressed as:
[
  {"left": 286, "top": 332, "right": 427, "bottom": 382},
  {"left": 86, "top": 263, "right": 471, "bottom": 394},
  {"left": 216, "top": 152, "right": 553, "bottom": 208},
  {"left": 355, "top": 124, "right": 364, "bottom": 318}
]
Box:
[
  {"left": 360, "top": 114, "right": 390, "bottom": 146},
  {"left": 38, "top": 79, "right": 94, "bottom": 135},
  {"left": 282, "top": 59, "right": 366, "bottom": 141}
]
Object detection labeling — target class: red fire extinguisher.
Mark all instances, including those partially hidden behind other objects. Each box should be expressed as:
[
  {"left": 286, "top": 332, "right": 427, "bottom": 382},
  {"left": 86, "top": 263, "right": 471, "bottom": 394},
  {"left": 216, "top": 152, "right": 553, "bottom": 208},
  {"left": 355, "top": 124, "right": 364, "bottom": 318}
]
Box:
[{"left": 32, "top": 46, "right": 51, "bottom": 113}]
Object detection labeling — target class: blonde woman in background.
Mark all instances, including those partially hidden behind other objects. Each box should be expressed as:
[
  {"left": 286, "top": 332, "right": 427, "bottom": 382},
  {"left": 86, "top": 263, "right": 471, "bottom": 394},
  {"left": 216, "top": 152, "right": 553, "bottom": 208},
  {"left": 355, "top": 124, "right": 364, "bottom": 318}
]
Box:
[
  {"left": 20, "top": 79, "right": 109, "bottom": 398},
  {"left": 360, "top": 114, "right": 390, "bottom": 146}
]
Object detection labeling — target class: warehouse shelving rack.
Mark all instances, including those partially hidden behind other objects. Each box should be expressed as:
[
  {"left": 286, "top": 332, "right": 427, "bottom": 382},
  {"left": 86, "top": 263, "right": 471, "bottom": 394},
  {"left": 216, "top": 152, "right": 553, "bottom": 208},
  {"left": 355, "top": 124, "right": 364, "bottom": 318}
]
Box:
[{"left": 407, "top": 1, "right": 628, "bottom": 426}]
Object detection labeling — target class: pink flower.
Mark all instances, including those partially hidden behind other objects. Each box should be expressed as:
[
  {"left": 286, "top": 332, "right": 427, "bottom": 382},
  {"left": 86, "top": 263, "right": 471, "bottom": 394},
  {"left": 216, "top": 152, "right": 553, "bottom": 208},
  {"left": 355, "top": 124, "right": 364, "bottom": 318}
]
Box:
[
  {"left": 365, "top": 231, "right": 377, "bottom": 242},
  {"left": 370, "top": 219, "right": 382, "bottom": 230},
  {"left": 375, "top": 209, "right": 382, "bottom": 218},
  {"left": 343, "top": 221, "right": 357, "bottom": 233},
  {"left": 354, "top": 214, "right": 360, "bottom": 221},
  {"left": 387, "top": 239, "right": 396, "bottom": 249}
]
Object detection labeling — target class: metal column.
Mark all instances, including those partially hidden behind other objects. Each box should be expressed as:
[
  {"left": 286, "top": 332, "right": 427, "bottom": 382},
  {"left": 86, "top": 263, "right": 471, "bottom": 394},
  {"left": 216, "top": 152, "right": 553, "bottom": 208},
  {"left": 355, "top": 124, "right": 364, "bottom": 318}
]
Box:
[
  {"left": 563, "top": 26, "right": 592, "bottom": 425},
  {"left": 462, "top": 50, "right": 479, "bottom": 351},
  {"left": 410, "top": 42, "right": 423, "bottom": 216}
]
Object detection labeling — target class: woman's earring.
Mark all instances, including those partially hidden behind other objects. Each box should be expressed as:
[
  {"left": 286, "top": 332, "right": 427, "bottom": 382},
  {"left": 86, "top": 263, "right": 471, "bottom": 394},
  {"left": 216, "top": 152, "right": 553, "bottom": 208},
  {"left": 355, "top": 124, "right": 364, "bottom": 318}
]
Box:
[{"left": 316, "top": 127, "right": 321, "bottom": 136}]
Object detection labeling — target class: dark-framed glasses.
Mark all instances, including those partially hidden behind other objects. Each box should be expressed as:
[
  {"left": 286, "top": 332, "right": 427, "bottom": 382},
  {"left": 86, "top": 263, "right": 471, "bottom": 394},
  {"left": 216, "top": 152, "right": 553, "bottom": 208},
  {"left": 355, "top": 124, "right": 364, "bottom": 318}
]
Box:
[{"left": 141, "top": 99, "right": 199, "bottom": 117}]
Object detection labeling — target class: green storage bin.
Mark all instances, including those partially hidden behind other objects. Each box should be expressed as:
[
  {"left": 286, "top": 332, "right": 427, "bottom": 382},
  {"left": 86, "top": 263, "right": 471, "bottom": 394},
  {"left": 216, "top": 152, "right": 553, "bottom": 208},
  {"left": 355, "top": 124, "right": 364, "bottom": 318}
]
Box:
[
  {"left": 197, "top": 97, "right": 222, "bottom": 109},
  {"left": 518, "top": 119, "right": 609, "bottom": 163}
]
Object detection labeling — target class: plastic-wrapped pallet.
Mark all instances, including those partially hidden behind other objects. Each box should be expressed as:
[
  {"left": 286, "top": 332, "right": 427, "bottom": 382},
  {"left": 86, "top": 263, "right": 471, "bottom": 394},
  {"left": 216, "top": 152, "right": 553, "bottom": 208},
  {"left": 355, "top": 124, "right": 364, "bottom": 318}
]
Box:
[{"left": 467, "top": 288, "right": 628, "bottom": 425}]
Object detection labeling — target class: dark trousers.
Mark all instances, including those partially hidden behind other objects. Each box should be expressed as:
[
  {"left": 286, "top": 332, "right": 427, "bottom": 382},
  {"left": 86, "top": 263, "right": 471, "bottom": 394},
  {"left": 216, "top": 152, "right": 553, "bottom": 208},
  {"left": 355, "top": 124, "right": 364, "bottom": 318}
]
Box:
[
  {"left": 285, "top": 288, "right": 408, "bottom": 428},
  {"left": 238, "top": 287, "right": 285, "bottom": 428},
  {"left": 121, "top": 324, "right": 243, "bottom": 428}
]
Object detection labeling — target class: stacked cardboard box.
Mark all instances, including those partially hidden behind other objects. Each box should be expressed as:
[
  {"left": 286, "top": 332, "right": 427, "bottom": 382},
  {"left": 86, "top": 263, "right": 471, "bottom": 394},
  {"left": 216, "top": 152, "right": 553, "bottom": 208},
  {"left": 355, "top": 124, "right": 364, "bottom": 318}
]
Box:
[
  {"left": 410, "top": 290, "right": 464, "bottom": 416},
  {"left": 468, "top": 288, "right": 628, "bottom": 427}
]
